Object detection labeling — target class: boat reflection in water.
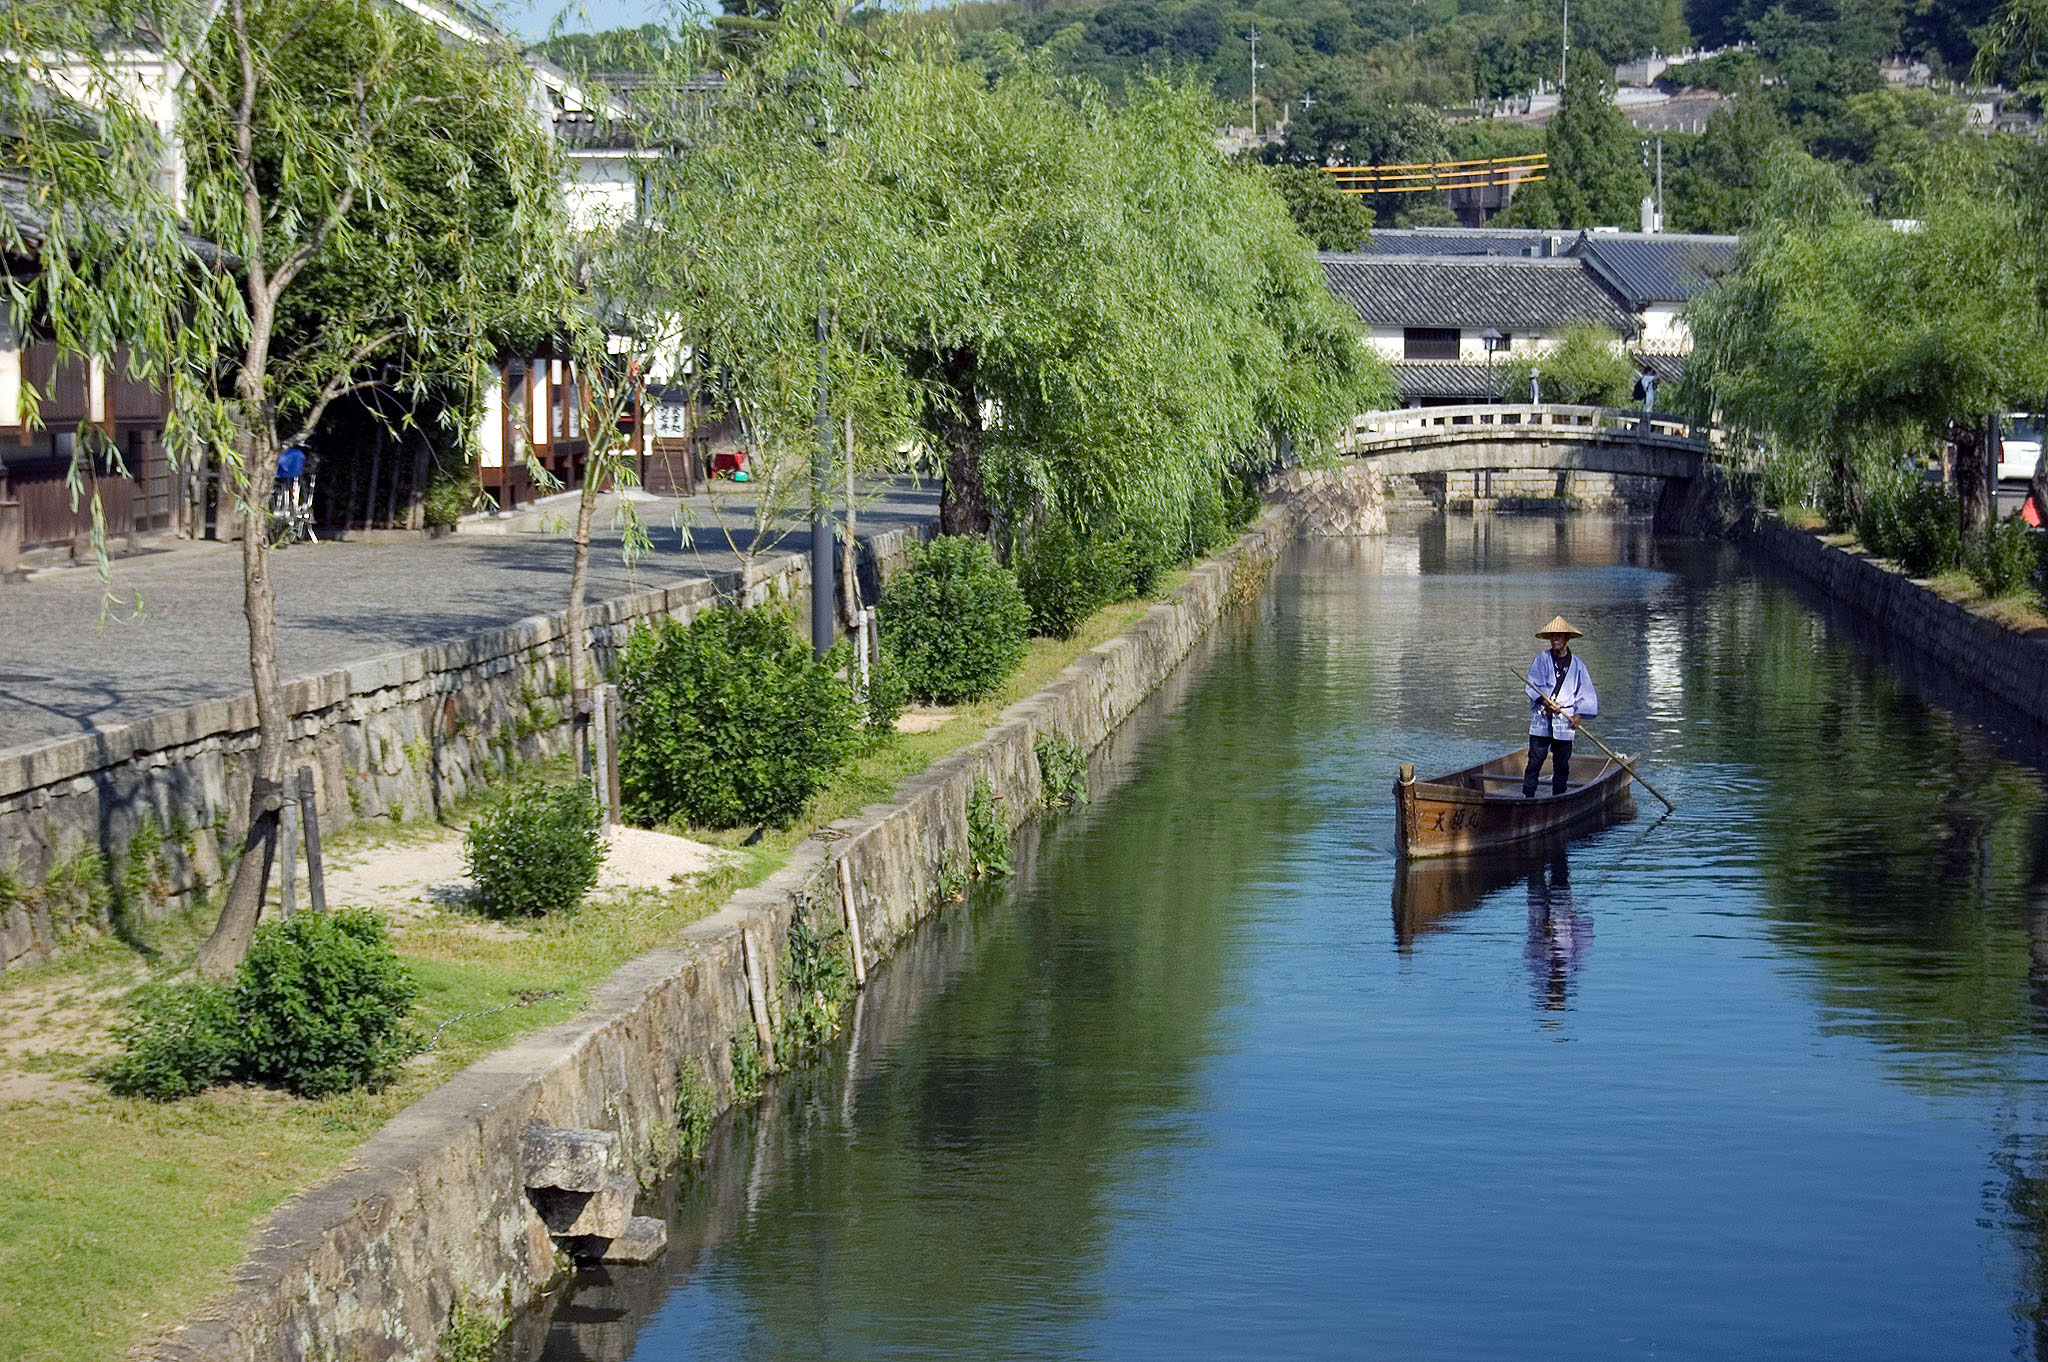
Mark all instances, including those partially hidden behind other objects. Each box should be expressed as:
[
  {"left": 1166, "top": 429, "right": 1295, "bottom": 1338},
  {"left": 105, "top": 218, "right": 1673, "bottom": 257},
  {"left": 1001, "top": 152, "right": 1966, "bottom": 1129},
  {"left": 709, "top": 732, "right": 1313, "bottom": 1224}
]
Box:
[{"left": 1391, "top": 802, "right": 1630, "bottom": 1008}]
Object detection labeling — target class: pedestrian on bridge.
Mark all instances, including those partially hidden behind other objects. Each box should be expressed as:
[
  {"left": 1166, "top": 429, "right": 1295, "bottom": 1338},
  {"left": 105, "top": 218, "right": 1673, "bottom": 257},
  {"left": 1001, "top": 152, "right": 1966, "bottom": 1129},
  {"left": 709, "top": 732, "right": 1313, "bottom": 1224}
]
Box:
[
  {"left": 1632, "top": 362, "right": 1658, "bottom": 412},
  {"left": 1523, "top": 616, "right": 1598, "bottom": 798}
]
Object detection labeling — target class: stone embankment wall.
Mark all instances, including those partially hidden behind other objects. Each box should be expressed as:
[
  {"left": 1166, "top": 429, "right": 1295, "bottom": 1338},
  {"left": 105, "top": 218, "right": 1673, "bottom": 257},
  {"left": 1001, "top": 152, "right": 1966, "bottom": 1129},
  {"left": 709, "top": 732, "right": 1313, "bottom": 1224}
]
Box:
[
  {"left": 0, "top": 536, "right": 915, "bottom": 975},
  {"left": 1742, "top": 515, "right": 2048, "bottom": 719},
  {"left": 138, "top": 514, "right": 1287, "bottom": 1362},
  {"left": 1274, "top": 464, "right": 1387, "bottom": 536}
]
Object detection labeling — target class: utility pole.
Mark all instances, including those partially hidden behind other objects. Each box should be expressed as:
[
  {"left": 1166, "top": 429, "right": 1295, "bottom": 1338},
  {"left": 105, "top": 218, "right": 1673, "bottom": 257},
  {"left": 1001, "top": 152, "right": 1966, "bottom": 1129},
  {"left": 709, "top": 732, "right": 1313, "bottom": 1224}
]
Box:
[
  {"left": 1655, "top": 134, "right": 1664, "bottom": 231},
  {"left": 1561, "top": 0, "right": 1570, "bottom": 88},
  {"left": 1248, "top": 28, "right": 1259, "bottom": 137},
  {"left": 811, "top": 86, "right": 836, "bottom": 660},
  {"left": 813, "top": 275, "right": 834, "bottom": 659}
]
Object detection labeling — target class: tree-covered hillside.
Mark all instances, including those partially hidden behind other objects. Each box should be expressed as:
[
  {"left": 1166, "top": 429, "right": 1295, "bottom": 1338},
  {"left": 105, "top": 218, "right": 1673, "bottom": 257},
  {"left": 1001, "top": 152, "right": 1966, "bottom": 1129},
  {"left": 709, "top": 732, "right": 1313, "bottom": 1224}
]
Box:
[{"left": 929, "top": 0, "right": 2005, "bottom": 120}]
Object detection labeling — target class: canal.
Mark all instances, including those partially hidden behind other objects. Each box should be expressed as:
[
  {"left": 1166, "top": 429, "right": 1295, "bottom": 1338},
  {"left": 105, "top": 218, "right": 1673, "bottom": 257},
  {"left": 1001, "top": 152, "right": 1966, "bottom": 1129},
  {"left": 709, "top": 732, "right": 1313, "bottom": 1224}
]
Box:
[{"left": 532, "top": 515, "right": 2048, "bottom": 1362}]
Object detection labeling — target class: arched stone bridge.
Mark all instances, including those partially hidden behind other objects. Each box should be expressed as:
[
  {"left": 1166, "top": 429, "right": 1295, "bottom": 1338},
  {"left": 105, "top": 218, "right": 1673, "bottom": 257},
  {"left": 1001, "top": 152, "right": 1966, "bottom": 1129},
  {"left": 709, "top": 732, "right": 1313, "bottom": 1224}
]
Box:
[
  {"left": 1341, "top": 403, "right": 1709, "bottom": 485},
  {"left": 1278, "top": 405, "right": 1713, "bottom": 534}
]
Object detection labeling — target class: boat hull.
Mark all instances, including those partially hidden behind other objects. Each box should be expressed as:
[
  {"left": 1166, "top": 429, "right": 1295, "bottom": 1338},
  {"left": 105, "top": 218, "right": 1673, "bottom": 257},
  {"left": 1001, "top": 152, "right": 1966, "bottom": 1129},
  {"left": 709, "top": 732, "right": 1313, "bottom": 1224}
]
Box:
[{"left": 1395, "top": 746, "right": 1635, "bottom": 859}]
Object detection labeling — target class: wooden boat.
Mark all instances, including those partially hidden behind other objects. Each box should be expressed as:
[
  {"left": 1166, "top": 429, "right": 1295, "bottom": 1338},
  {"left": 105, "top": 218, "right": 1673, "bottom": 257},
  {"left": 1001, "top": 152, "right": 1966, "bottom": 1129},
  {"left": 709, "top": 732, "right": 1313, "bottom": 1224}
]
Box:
[{"left": 1395, "top": 747, "right": 1635, "bottom": 859}]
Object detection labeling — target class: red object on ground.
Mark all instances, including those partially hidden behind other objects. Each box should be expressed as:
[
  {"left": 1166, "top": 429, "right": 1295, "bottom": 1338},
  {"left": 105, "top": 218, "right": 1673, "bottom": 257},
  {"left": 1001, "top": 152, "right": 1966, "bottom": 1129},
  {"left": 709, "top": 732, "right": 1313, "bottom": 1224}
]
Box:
[
  {"left": 2025, "top": 491, "right": 2043, "bottom": 528},
  {"left": 710, "top": 449, "right": 748, "bottom": 477}
]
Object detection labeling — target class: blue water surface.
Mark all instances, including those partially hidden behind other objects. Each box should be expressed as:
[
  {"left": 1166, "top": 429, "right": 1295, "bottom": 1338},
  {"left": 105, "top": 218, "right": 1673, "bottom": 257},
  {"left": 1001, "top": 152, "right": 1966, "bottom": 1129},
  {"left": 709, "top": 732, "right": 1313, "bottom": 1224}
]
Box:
[{"left": 535, "top": 516, "right": 2048, "bottom": 1362}]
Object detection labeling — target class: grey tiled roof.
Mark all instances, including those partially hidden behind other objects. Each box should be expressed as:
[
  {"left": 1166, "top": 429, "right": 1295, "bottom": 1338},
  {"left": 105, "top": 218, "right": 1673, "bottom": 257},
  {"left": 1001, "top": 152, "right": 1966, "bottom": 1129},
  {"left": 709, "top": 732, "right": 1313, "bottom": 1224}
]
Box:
[
  {"left": 1571, "top": 233, "right": 1738, "bottom": 305},
  {"left": 1389, "top": 352, "right": 1691, "bottom": 402},
  {"left": 1319, "top": 252, "right": 1638, "bottom": 335},
  {"left": 1360, "top": 228, "right": 1574, "bottom": 258},
  {"left": 1390, "top": 362, "right": 1496, "bottom": 400}
]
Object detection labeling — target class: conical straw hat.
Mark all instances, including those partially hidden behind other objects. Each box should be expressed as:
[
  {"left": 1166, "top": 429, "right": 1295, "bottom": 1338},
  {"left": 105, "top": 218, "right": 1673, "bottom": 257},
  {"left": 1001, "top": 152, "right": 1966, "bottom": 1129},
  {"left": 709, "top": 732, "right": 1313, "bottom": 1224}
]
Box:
[{"left": 1535, "top": 615, "right": 1583, "bottom": 639}]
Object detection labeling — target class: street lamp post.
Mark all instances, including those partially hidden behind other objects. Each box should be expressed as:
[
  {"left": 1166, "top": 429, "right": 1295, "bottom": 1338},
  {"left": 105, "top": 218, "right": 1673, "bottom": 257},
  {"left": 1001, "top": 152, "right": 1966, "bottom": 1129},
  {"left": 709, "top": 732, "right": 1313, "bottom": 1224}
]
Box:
[{"left": 1481, "top": 328, "right": 1507, "bottom": 403}]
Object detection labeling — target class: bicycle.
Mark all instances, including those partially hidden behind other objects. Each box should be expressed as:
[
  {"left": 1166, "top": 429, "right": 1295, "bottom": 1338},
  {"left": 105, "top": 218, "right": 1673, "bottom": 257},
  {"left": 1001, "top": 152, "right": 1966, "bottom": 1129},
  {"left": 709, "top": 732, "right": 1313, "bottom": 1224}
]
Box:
[{"left": 269, "top": 471, "right": 317, "bottom": 547}]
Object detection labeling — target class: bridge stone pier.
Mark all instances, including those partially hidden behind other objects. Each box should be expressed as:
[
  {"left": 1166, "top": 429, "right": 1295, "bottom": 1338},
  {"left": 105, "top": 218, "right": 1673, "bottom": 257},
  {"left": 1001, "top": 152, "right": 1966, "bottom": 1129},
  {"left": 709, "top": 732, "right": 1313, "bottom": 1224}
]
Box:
[{"left": 1335, "top": 404, "right": 1710, "bottom": 522}]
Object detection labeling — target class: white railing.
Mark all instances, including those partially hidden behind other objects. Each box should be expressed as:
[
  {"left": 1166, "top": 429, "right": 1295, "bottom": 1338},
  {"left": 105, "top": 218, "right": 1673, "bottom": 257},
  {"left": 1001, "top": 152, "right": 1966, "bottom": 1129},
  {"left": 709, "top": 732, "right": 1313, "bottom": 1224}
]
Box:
[{"left": 1340, "top": 404, "right": 1706, "bottom": 454}]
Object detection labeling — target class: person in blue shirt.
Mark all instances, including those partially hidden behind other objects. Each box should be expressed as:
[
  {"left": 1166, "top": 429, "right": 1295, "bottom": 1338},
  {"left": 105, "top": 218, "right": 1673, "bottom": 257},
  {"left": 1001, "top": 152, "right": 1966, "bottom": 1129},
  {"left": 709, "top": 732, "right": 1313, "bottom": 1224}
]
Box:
[
  {"left": 1522, "top": 616, "right": 1598, "bottom": 798},
  {"left": 276, "top": 444, "right": 306, "bottom": 488}
]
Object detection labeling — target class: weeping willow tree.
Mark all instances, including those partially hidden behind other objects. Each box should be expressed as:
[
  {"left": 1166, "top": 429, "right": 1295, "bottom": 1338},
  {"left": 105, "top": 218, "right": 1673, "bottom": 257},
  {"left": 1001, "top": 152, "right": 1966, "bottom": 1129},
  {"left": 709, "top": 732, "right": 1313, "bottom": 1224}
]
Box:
[
  {"left": 3, "top": 0, "right": 567, "bottom": 976},
  {"left": 842, "top": 38, "right": 1391, "bottom": 549},
  {"left": 580, "top": 4, "right": 1388, "bottom": 571},
  {"left": 1685, "top": 148, "right": 2048, "bottom": 536}
]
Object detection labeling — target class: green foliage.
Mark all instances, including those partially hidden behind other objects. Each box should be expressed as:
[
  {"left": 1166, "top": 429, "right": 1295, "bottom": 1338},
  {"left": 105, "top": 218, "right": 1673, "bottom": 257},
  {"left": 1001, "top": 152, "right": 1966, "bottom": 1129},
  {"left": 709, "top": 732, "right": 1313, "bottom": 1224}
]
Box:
[
  {"left": 1968, "top": 518, "right": 2044, "bottom": 597},
  {"left": 533, "top": 23, "right": 672, "bottom": 73},
  {"left": 730, "top": 1032, "right": 764, "bottom": 1106},
  {"left": 880, "top": 536, "right": 1030, "bottom": 703},
  {"left": 1859, "top": 475, "right": 1963, "bottom": 577},
  {"left": 437, "top": 1308, "right": 503, "bottom": 1362},
  {"left": 1014, "top": 521, "right": 1135, "bottom": 639},
  {"left": 860, "top": 652, "right": 911, "bottom": 737},
  {"left": 1759, "top": 444, "right": 1830, "bottom": 514},
  {"left": 1498, "top": 325, "right": 1633, "bottom": 407},
  {"left": 966, "top": 778, "right": 1012, "bottom": 881},
  {"left": 96, "top": 982, "right": 241, "bottom": 1102},
  {"left": 113, "top": 817, "right": 168, "bottom": 935},
  {"left": 777, "top": 898, "right": 854, "bottom": 1057},
  {"left": 101, "top": 909, "right": 419, "bottom": 1101},
  {"left": 1665, "top": 99, "right": 1790, "bottom": 234},
  {"left": 1687, "top": 188, "right": 2048, "bottom": 528},
  {"left": 608, "top": 16, "right": 1387, "bottom": 558},
  {"left": 422, "top": 468, "right": 480, "bottom": 528},
  {"left": 235, "top": 908, "right": 420, "bottom": 1098},
  {"left": 1543, "top": 52, "right": 1650, "bottom": 229},
  {"left": 1036, "top": 734, "right": 1087, "bottom": 811},
  {"left": 1223, "top": 468, "right": 1265, "bottom": 532},
  {"left": 616, "top": 609, "right": 861, "bottom": 829},
  {"left": 463, "top": 782, "right": 608, "bottom": 919},
  {"left": 676, "top": 1065, "right": 716, "bottom": 1160},
  {"left": 1262, "top": 164, "right": 1375, "bottom": 251}
]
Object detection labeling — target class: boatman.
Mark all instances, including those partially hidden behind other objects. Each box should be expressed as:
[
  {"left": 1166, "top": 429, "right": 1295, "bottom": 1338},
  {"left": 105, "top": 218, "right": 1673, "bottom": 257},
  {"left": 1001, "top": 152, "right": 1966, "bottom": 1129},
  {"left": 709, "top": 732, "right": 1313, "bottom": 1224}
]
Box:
[{"left": 1523, "top": 616, "right": 1598, "bottom": 798}]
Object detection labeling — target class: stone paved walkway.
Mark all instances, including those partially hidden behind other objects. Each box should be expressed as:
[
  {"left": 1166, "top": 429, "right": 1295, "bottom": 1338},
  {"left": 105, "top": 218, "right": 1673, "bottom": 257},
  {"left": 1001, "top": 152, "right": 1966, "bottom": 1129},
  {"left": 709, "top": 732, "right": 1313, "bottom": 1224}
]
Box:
[{"left": 0, "top": 478, "right": 938, "bottom": 749}]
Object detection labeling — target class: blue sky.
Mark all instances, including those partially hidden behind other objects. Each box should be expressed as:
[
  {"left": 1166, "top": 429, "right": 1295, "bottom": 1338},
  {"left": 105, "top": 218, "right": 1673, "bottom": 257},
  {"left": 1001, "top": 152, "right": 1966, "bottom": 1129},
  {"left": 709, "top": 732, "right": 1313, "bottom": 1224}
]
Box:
[{"left": 495, "top": 0, "right": 664, "bottom": 39}]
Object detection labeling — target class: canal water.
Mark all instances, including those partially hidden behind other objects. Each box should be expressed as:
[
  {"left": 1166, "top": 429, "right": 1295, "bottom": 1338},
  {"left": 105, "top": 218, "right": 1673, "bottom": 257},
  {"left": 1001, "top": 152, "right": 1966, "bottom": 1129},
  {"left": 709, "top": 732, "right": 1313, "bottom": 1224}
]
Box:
[{"left": 531, "top": 515, "right": 2048, "bottom": 1362}]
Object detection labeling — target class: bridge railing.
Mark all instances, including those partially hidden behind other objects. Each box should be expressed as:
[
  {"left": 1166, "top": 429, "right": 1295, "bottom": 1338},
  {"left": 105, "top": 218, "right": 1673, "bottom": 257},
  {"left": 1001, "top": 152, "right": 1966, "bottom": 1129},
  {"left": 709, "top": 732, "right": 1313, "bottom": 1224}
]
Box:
[{"left": 1339, "top": 404, "right": 1706, "bottom": 453}]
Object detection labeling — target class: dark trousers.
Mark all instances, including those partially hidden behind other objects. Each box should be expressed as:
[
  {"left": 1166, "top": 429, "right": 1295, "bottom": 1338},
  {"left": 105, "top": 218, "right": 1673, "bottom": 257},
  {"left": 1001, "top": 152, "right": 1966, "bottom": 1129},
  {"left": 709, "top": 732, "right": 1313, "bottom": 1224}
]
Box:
[{"left": 1523, "top": 734, "right": 1573, "bottom": 796}]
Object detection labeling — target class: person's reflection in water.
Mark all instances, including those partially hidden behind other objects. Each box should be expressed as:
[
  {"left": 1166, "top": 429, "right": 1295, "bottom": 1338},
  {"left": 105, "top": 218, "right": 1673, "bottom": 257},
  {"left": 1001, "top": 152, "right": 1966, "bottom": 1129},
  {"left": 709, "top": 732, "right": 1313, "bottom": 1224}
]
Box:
[{"left": 1525, "top": 849, "right": 1591, "bottom": 1016}]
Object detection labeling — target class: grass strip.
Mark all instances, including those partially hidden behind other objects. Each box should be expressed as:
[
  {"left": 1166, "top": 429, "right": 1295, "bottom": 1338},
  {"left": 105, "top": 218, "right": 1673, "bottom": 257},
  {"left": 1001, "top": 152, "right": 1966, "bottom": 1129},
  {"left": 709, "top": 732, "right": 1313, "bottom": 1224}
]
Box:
[{"left": 0, "top": 573, "right": 1187, "bottom": 1362}]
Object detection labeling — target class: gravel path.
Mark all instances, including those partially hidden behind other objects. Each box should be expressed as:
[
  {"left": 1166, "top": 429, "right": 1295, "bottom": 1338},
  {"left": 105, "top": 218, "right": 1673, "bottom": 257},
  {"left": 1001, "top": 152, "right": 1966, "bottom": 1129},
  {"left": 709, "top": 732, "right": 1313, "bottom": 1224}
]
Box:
[{"left": 0, "top": 478, "right": 938, "bottom": 749}]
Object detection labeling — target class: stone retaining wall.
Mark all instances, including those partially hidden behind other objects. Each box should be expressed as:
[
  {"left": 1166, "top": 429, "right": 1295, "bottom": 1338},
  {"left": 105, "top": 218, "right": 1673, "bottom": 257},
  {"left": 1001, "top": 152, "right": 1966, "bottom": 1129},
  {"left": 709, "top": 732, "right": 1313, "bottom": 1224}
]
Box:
[
  {"left": 0, "top": 534, "right": 918, "bottom": 975},
  {"left": 1742, "top": 515, "right": 2048, "bottom": 719},
  {"left": 137, "top": 512, "right": 1286, "bottom": 1362},
  {"left": 1273, "top": 464, "right": 1387, "bottom": 536}
]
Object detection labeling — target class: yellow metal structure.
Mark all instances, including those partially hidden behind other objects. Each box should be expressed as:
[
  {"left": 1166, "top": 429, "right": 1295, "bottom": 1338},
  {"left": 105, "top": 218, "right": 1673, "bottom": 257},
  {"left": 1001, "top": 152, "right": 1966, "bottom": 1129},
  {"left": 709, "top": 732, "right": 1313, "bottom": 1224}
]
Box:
[{"left": 1320, "top": 153, "right": 1548, "bottom": 195}]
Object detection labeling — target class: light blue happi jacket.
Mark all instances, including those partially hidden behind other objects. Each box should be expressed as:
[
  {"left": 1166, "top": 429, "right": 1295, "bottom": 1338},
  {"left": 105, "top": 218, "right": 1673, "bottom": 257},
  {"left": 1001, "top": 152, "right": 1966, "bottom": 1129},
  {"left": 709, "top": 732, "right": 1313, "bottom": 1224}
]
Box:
[{"left": 1527, "top": 649, "right": 1598, "bottom": 740}]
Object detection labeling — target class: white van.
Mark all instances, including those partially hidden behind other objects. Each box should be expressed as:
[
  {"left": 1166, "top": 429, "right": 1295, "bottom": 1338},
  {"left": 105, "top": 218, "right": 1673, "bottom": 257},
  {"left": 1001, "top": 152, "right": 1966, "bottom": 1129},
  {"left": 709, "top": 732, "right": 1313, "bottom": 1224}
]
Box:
[{"left": 1999, "top": 413, "right": 2043, "bottom": 482}]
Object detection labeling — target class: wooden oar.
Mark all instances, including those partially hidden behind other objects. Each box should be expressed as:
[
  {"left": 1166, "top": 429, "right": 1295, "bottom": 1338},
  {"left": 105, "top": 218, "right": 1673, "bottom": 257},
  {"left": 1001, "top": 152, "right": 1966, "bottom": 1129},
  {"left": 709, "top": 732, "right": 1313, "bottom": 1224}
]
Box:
[{"left": 1507, "top": 665, "right": 1677, "bottom": 812}]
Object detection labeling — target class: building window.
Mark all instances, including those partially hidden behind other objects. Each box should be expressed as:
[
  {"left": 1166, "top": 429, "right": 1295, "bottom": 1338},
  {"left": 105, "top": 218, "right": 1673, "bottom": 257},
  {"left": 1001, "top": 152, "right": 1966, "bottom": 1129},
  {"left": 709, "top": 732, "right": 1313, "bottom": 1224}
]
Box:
[{"left": 1403, "top": 327, "right": 1461, "bottom": 361}]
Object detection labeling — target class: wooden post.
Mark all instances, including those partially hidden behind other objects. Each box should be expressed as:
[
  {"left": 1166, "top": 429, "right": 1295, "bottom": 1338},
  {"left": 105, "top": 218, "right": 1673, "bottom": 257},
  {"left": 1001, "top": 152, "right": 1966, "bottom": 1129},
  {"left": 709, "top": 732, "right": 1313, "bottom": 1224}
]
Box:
[
  {"left": 591, "top": 683, "right": 621, "bottom": 826},
  {"left": 739, "top": 929, "right": 777, "bottom": 1071},
  {"left": 603, "top": 685, "right": 622, "bottom": 826},
  {"left": 277, "top": 773, "right": 299, "bottom": 917},
  {"left": 298, "top": 765, "right": 326, "bottom": 914},
  {"left": 837, "top": 856, "right": 867, "bottom": 988}
]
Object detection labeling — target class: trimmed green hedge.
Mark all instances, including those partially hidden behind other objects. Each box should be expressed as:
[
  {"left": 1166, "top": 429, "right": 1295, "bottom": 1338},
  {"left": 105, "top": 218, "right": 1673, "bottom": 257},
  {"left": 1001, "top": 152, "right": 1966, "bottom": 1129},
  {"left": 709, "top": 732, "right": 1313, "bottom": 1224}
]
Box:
[
  {"left": 880, "top": 535, "right": 1029, "bottom": 704},
  {"left": 464, "top": 781, "right": 608, "bottom": 918},
  {"left": 617, "top": 607, "right": 860, "bottom": 829}
]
